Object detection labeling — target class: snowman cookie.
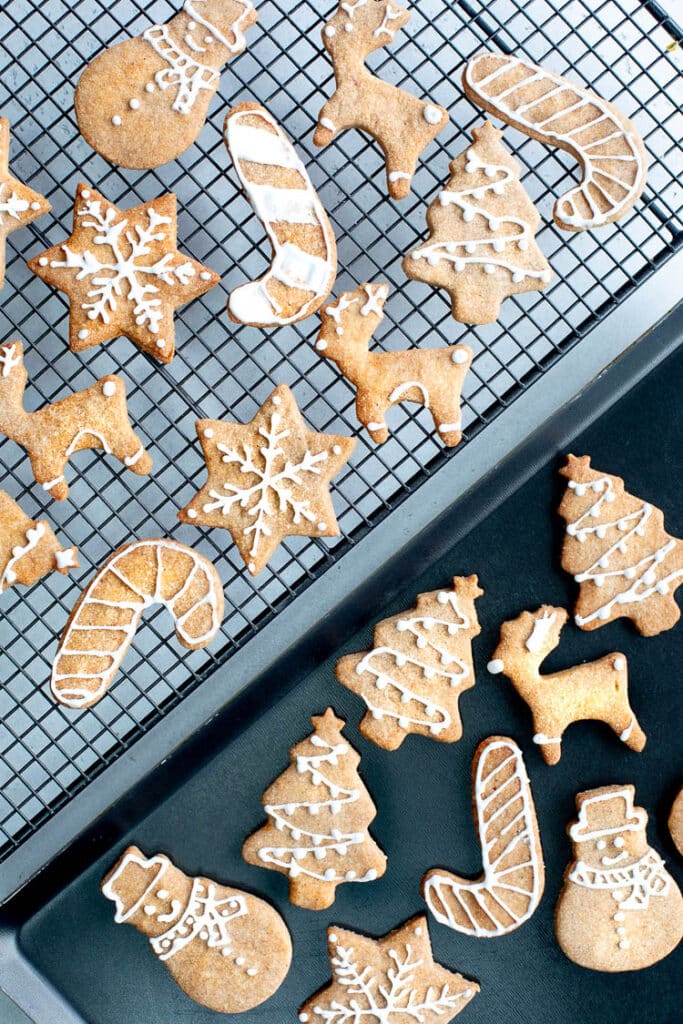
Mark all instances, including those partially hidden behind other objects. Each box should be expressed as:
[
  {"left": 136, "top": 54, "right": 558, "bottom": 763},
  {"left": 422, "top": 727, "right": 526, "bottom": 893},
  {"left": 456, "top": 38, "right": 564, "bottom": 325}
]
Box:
[
  {"left": 669, "top": 788, "right": 683, "bottom": 857},
  {"left": 555, "top": 785, "right": 683, "bottom": 971},
  {"left": 102, "top": 846, "right": 291, "bottom": 1013}
]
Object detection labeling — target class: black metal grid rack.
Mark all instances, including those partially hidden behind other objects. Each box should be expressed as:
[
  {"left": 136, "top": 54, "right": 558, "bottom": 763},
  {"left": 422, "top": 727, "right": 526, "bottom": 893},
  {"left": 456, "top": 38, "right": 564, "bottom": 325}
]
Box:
[{"left": 0, "top": 0, "right": 681, "bottom": 869}]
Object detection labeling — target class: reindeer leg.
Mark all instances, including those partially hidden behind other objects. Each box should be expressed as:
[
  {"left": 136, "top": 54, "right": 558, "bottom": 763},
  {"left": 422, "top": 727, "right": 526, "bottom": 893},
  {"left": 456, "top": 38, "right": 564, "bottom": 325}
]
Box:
[
  {"left": 613, "top": 705, "right": 647, "bottom": 753},
  {"left": 532, "top": 716, "right": 563, "bottom": 765},
  {"left": 113, "top": 428, "right": 153, "bottom": 477},
  {"left": 384, "top": 142, "right": 417, "bottom": 200},
  {"left": 314, "top": 95, "right": 344, "bottom": 146},
  {"left": 32, "top": 454, "right": 69, "bottom": 501},
  {"left": 356, "top": 388, "right": 389, "bottom": 444},
  {"left": 429, "top": 395, "right": 463, "bottom": 448}
]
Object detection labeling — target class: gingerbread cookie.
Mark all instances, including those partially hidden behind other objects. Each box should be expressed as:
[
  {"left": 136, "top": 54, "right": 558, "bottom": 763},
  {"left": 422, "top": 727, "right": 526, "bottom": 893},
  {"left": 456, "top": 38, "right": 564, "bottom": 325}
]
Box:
[
  {"left": 669, "top": 789, "right": 683, "bottom": 857},
  {"left": 336, "top": 575, "right": 482, "bottom": 749},
  {"left": 556, "top": 785, "right": 683, "bottom": 971},
  {"left": 224, "top": 103, "right": 337, "bottom": 326},
  {"left": 316, "top": 284, "right": 472, "bottom": 446},
  {"left": 0, "top": 490, "right": 77, "bottom": 593},
  {"left": 299, "top": 916, "right": 478, "bottom": 1023},
  {"left": 0, "top": 119, "right": 50, "bottom": 289},
  {"left": 179, "top": 385, "right": 355, "bottom": 575},
  {"left": 558, "top": 455, "right": 683, "bottom": 635},
  {"left": 51, "top": 539, "right": 223, "bottom": 709},
  {"left": 315, "top": 2, "right": 448, "bottom": 200},
  {"left": 423, "top": 736, "right": 544, "bottom": 937},
  {"left": 75, "top": 1, "right": 257, "bottom": 169},
  {"left": 243, "top": 708, "right": 387, "bottom": 910},
  {"left": 488, "top": 606, "right": 646, "bottom": 765},
  {"left": 404, "top": 122, "right": 551, "bottom": 324},
  {"left": 463, "top": 53, "right": 647, "bottom": 231},
  {"left": 28, "top": 184, "right": 219, "bottom": 363},
  {"left": 102, "top": 845, "right": 291, "bottom": 1013},
  {"left": 0, "top": 341, "right": 152, "bottom": 501}
]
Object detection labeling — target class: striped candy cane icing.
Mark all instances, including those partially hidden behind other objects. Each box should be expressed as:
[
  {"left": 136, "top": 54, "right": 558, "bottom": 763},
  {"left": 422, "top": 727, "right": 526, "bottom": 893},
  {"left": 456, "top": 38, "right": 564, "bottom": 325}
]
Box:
[
  {"left": 423, "top": 737, "right": 544, "bottom": 937},
  {"left": 51, "top": 539, "right": 223, "bottom": 709},
  {"left": 225, "top": 105, "right": 337, "bottom": 325},
  {"left": 464, "top": 52, "right": 647, "bottom": 230}
]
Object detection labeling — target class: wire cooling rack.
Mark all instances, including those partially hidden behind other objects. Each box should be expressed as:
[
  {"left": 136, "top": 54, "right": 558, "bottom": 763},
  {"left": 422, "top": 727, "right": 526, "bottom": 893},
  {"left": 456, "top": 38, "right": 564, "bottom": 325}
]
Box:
[{"left": 0, "top": 0, "right": 681, "bottom": 867}]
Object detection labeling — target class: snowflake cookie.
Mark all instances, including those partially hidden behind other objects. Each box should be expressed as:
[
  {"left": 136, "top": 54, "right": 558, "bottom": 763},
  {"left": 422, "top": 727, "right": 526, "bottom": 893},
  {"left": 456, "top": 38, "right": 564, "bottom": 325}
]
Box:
[
  {"left": 298, "top": 915, "right": 479, "bottom": 1023},
  {"left": 28, "top": 184, "right": 219, "bottom": 363},
  {"left": 179, "top": 385, "right": 355, "bottom": 575},
  {"left": 102, "top": 845, "right": 291, "bottom": 1013},
  {"left": 0, "top": 119, "right": 50, "bottom": 289}
]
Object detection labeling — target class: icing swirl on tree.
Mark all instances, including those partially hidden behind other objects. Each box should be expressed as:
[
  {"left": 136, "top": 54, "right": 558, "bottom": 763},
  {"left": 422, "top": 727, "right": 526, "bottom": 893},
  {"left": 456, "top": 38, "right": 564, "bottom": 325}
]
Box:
[
  {"left": 404, "top": 122, "right": 551, "bottom": 324},
  {"left": 243, "top": 709, "right": 387, "bottom": 910},
  {"left": 337, "top": 576, "right": 482, "bottom": 749}
]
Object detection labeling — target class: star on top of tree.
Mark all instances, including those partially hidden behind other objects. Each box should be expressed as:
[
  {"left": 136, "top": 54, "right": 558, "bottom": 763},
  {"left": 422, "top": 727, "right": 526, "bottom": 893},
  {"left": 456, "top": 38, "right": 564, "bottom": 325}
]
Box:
[
  {"left": 298, "top": 916, "right": 479, "bottom": 1024},
  {"left": 28, "top": 183, "right": 219, "bottom": 363},
  {"left": 179, "top": 385, "right": 356, "bottom": 575},
  {"left": 0, "top": 119, "right": 50, "bottom": 289}
]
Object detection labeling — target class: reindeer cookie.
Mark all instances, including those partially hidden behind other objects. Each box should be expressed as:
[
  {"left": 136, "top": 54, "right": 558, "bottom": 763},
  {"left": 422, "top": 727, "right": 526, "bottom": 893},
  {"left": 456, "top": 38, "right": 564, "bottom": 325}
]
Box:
[
  {"left": 0, "top": 341, "right": 151, "bottom": 501},
  {"left": 52, "top": 539, "right": 223, "bottom": 709},
  {"left": 463, "top": 53, "right": 647, "bottom": 231},
  {"left": 423, "top": 736, "right": 544, "bottom": 937},
  {"left": 224, "top": 103, "right": 337, "bottom": 326},
  {"left": 299, "top": 916, "right": 478, "bottom": 1023},
  {"left": 0, "top": 490, "right": 77, "bottom": 594},
  {"left": 179, "top": 385, "right": 355, "bottom": 575},
  {"left": 316, "top": 284, "right": 472, "bottom": 446},
  {"left": 75, "top": 1, "right": 258, "bottom": 169},
  {"left": 559, "top": 455, "right": 683, "bottom": 635},
  {"left": 556, "top": 786, "right": 683, "bottom": 971},
  {"left": 315, "top": 2, "right": 448, "bottom": 200},
  {"left": 488, "top": 606, "right": 646, "bottom": 765},
  {"left": 336, "top": 575, "right": 482, "bottom": 749},
  {"left": 102, "top": 846, "right": 291, "bottom": 1013},
  {"left": 404, "top": 122, "right": 551, "bottom": 324},
  {"left": 0, "top": 119, "right": 50, "bottom": 289},
  {"left": 28, "top": 184, "right": 219, "bottom": 363}
]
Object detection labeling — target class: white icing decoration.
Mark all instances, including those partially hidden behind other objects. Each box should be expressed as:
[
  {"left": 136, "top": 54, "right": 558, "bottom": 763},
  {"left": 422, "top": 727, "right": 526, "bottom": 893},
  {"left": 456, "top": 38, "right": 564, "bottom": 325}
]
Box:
[
  {"left": 143, "top": 25, "right": 219, "bottom": 115},
  {"left": 423, "top": 104, "right": 443, "bottom": 125},
  {"left": 464, "top": 52, "right": 646, "bottom": 229},
  {"left": 487, "top": 658, "right": 504, "bottom": 674},
  {"left": 129, "top": 98, "right": 140, "bottom": 110},
  {"left": 353, "top": 590, "right": 471, "bottom": 737},
  {"left": 564, "top": 475, "right": 683, "bottom": 626},
  {"left": 374, "top": 2, "right": 402, "bottom": 40},
  {"left": 389, "top": 381, "right": 429, "bottom": 405},
  {"left": 112, "top": 116, "right": 122, "bottom": 127},
  {"left": 410, "top": 148, "right": 551, "bottom": 283},
  {"left": 199, "top": 409, "right": 333, "bottom": 559},
  {"left": 50, "top": 196, "right": 196, "bottom": 336},
  {"left": 424, "top": 738, "right": 543, "bottom": 937},
  {"left": 102, "top": 381, "right": 117, "bottom": 398},
  {"left": 151, "top": 879, "right": 247, "bottom": 961},
  {"left": 525, "top": 609, "right": 556, "bottom": 653},
  {"left": 1, "top": 522, "right": 46, "bottom": 590},
  {"left": 452, "top": 349, "right": 468, "bottom": 364},
  {"left": 0, "top": 182, "right": 32, "bottom": 224},
  {"left": 65, "top": 429, "right": 112, "bottom": 457},
  {"left": 388, "top": 171, "right": 410, "bottom": 183},
  {"left": 359, "top": 282, "right": 388, "bottom": 317},
  {"left": 55, "top": 548, "right": 78, "bottom": 570},
  {"left": 225, "top": 107, "right": 336, "bottom": 326},
  {"left": 50, "top": 539, "right": 222, "bottom": 708},
  {"left": 320, "top": 117, "right": 337, "bottom": 133},
  {"left": 0, "top": 343, "right": 21, "bottom": 377}
]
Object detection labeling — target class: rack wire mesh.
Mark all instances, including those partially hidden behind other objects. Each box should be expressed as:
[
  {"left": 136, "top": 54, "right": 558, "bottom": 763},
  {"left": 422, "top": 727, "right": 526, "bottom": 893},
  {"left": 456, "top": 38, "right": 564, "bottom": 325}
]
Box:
[{"left": 0, "top": 0, "right": 681, "bottom": 867}]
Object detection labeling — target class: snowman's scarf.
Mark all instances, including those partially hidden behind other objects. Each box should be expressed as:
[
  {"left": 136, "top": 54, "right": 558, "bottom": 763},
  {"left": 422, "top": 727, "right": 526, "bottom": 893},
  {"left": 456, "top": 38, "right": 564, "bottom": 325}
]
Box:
[
  {"left": 569, "top": 849, "right": 670, "bottom": 910},
  {"left": 151, "top": 879, "right": 247, "bottom": 960}
]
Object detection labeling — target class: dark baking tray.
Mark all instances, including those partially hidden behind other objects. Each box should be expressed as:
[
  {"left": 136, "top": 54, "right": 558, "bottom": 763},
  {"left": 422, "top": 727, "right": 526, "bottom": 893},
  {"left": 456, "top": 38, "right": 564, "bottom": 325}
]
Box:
[{"left": 0, "top": 311, "right": 681, "bottom": 1023}]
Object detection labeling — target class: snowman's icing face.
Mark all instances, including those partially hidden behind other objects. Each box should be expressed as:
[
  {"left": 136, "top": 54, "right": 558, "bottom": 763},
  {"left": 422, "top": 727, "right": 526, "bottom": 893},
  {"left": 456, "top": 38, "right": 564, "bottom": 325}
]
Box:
[{"left": 578, "top": 828, "right": 647, "bottom": 868}]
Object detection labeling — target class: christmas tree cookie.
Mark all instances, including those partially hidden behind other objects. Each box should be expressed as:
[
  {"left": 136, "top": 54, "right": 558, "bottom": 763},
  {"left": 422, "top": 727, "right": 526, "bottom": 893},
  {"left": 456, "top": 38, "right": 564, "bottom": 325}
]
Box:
[
  {"left": 315, "top": 2, "right": 448, "bottom": 199},
  {"left": 0, "top": 119, "right": 50, "bottom": 289},
  {"left": 336, "top": 575, "right": 482, "bottom": 749},
  {"left": 556, "top": 786, "right": 683, "bottom": 971},
  {"left": 299, "top": 916, "right": 478, "bottom": 1023},
  {"left": 75, "top": 1, "right": 258, "bottom": 169},
  {"left": 28, "top": 184, "right": 219, "bottom": 363},
  {"left": 243, "top": 709, "right": 387, "bottom": 910},
  {"left": 403, "top": 122, "right": 551, "bottom": 324},
  {"left": 102, "top": 846, "right": 291, "bottom": 1013},
  {"left": 179, "top": 385, "right": 355, "bottom": 575},
  {"left": 558, "top": 455, "right": 683, "bottom": 635},
  {"left": 0, "top": 490, "right": 77, "bottom": 594},
  {"left": 487, "top": 605, "right": 645, "bottom": 765}
]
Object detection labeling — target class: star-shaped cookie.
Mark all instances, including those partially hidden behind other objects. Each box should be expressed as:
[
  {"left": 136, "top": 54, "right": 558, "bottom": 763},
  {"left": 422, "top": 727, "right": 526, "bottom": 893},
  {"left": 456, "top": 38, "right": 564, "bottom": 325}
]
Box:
[
  {"left": 299, "top": 916, "right": 479, "bottom": 1024},
  {"left": 0, "top": 119, "right": 50, "bottom": 289},
  {"left": 28, "top": 183, "right": 219, "bottom": 363},
  {"left": 179, "top": 385, "right": 355, "bottom": 575}
]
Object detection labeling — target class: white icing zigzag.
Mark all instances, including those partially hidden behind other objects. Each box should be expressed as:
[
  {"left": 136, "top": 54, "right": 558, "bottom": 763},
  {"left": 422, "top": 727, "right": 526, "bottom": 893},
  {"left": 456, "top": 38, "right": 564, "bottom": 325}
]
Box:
[
  {"left": 464, "top": 52, "right": 647, "bottom": 230},
  {"left": 423, "top": 738, "right": 544, "bottom": 936}
]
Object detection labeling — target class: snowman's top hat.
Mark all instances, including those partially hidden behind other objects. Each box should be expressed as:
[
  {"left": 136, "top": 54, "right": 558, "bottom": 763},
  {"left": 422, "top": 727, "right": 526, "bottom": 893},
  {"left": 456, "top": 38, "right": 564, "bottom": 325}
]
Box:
[
  {"left": 101, "top": 846, "right": 170, "bottom": 923},
  {"left": 569, "top": 785, "right": 647, "bottom": 842}
]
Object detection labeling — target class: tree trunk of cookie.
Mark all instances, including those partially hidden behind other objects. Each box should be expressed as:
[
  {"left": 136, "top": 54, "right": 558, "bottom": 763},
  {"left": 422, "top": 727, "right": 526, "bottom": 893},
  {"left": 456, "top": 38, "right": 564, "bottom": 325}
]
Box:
[
  {"left": 452, "top": 285, "right": 501, "bottom": 326},
  {"left": 289, "top": 875, "right": 337, "bottom": 911}
]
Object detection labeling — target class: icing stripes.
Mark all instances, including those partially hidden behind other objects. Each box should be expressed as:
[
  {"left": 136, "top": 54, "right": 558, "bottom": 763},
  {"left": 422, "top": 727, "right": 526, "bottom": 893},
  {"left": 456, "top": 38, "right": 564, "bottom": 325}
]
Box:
[
  {"left": 423, "top": 737, "right": 544, "bottom": 937},
  {"left": 51, "top": 539, "right": 223, "bottom": 709},
  {"left": 225, "top": 104, "right": 337, "bottom": 325},
  {"left": 464, "top": 52, "right": 647, "bottom": 230}
]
